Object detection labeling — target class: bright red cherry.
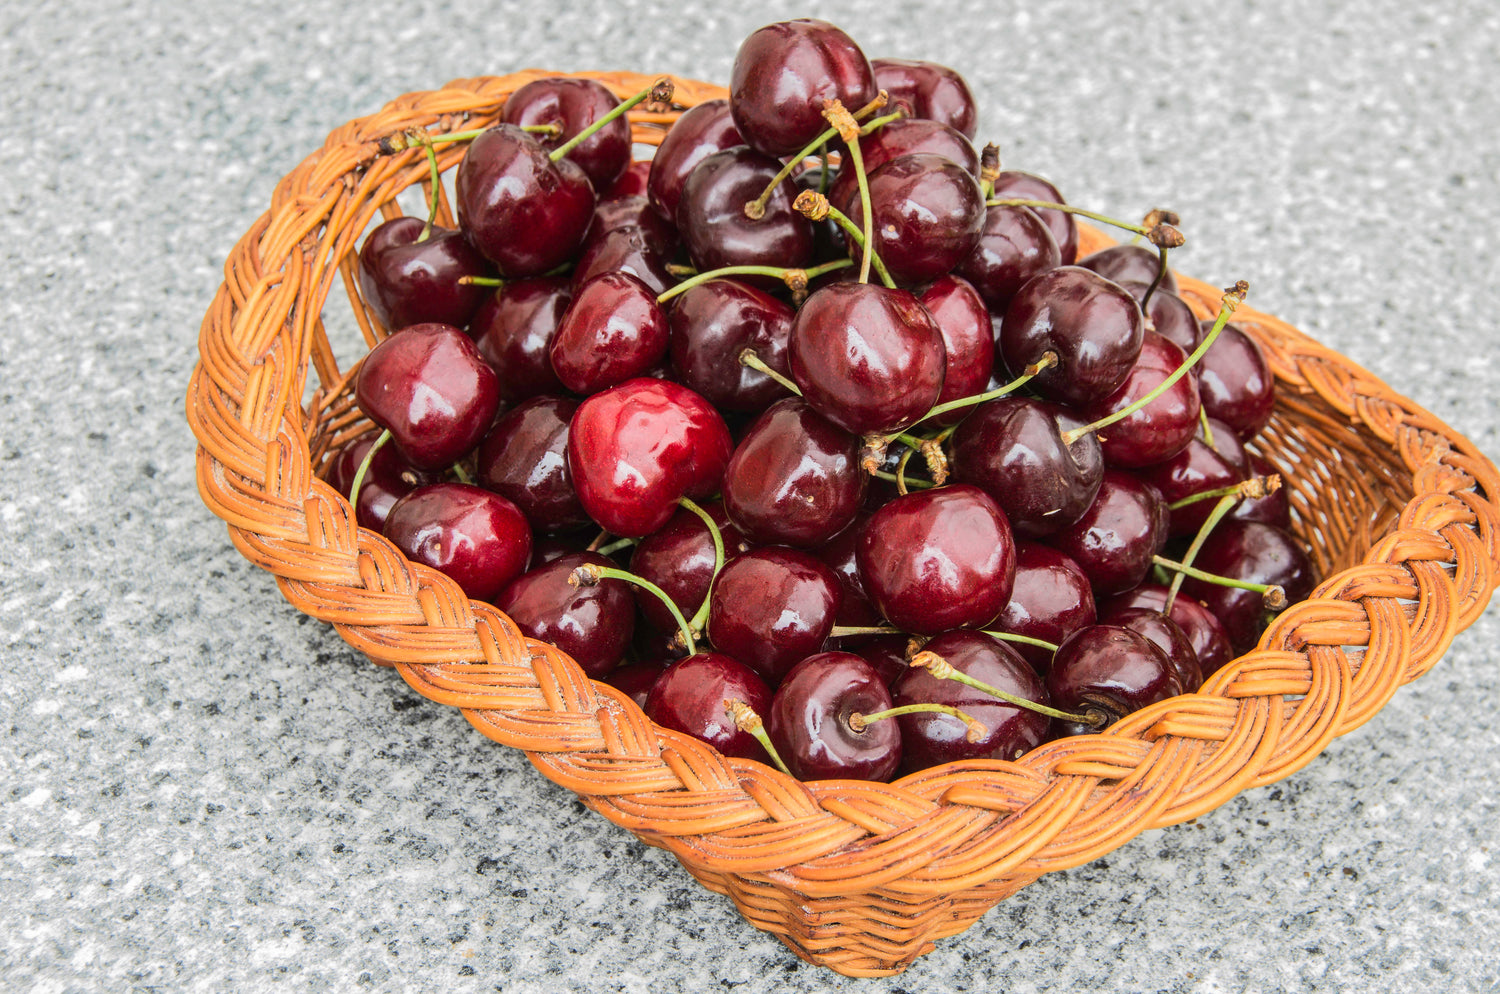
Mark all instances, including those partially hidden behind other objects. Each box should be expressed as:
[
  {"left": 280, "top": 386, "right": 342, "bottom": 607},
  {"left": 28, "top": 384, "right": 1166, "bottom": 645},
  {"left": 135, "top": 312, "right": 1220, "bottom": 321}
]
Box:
[
  {"left": 919, "top": 275, "right": 994, "bottom": 424},
  {"left": 357, "top": 217, "right": 494, "bottom": 332},
  {"left": 382, "top": 483, "right": 532, "bottom": 603},
  {"left": 706, "top": 548, "right": 842, "bottom": 684},
  {"left": 729, "top": 19, "right": 877, "bottom": 157},
  {"left": 549, "top": 272, "right": 669, "bottom": 395},
  {"left": 495, "top": 552, "right": 634, "bottom": 678},
  {"left": 644, "top": 652, "right": 773, "bottom": 763},
  {"left": 766, "top": 652, "right": 900, "bottom": 781}
]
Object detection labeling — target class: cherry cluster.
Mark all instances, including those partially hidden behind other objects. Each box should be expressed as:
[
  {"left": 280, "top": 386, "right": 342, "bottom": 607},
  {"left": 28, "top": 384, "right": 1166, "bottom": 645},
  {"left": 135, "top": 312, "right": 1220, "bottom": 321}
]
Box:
[{"left": 332, "top": 18, "right": 1316, "bottom": 783}]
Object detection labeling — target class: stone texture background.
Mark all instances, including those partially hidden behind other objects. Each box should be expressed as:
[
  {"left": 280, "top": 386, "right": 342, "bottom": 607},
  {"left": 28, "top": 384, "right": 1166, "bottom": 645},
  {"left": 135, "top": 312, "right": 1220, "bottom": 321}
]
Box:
[{"left": 2, "top": 1, "right": 1497, "bottom": 991}]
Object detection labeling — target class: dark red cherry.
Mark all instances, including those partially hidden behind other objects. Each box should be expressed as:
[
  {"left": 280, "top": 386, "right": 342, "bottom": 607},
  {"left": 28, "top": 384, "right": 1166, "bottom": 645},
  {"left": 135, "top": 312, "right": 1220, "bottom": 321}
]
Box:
[
  {"left": 646, "top": 99, "right": 744, "bottom": 222},
  {"left": 1082, "top": 331, "right": 1202, "bottom": 468},
  {"left": 1078, "top": 244, "right": 1178, "bottom": 296},
  {"left": 676, "top": 146, "right": 815, "bottom": 279},
  {"left": 1231, "top": 455, "right": 1293, "bottom": 529},
  {"left": 1182, "top": 521, "right": 1315, "bottom": 653},
  {"left": 383, "top": 483, "right": 532, "bottom": 603},
  {"left": 531, "top": 530, "right": 599, "bottom": 566},
  {"left": 644, "top": 652, "right": 773, "bottom": 763},
  {"left": 1118, "top": 281, "right": 1200, "bottom": 354},
  {"left": 722, "top": 398, "right": 866, "bottom": 548},
  {"left": 604, "top": 659, "right": 667, "bottom": 709},
  {"left": 729, "top": 19, "right": 876, "bottom": 158},
  {"left": 851, "top": 633, "right": 912, "bottom": 686},
  {"left": 475, "top": 395, "right": 589, "bottom": 534},
  {"left": 471, "top": 277, "right": 572, "bottom": 405},
  {"left": 328, "top": 432, "right": 437, "bottom": 532},
  {"left": 841, "top": 153, "right": 985, "bottom": 286},
  {"left": 572, "top": 213, "right": 679, "bottom": 296},
  {"left": 992, "top": 542, "right": 1097, "bottom": 676},
  {"left": 1046, "top": 470, "right": 1169, "bottom": 595},
  {"left": 767, "top": 652, "right": 900, "bottom": 781},
  {"left": 919, "top": 275, "right": 994, "bottom": 424},
  {"left": 1100, "top": 606, "right": 1201, "bottom": 693},
  {"left": 355, "top": 322, "right": 500, "bottom": 471},
  {"left": 858, "top": 484, "right": 1016, "bottom": 635},
  {"left": 956, "top": 205, "right": 1061, "bottom": 313},
  {"left": 501, "top": 76, "right": 631, "bottom": 192},
  {"left": 789, "top": 282, "right": 945, "bottom": 435},
  {"left": 357, "top": 217, "right": 495, "bottom": 332},
  {"left": 667, "top": 278, "right": 795, "bottom": 412},
  {"left": 584, "top": 195, "right": 678, "bottom": 256},
  {"left": 495, "top": 551, "right": 633, "bottom": 678},
  {"left": 1099, "top": 583, "right": 1234, "bottom": 679},
  {"left": 706, "top": 548, "right": 842, "bottom": 685},
  {"left": 826, "top": 118, "right": 979, "bottom": 211},
  {"left": 870, "top": 58, "right": 978, "bottom": 139},
  {"left": 815, "top": 514, "right": 883, "bottom": 629},
  {"left": 989, "top": 170, "right": 1079, "bottom": 266},
  {"left": 603, "top": 159, "right": 653, "bottom": 200},
  {"left": 998, "top": 266, "right": 1145, "bottom": 408},
  {"left": 1195, "top": 321, "right": 1276, "bottom": 442},
  {"left": 892, "top": 631, "right": 1051, "bottom": 771},
  {"left": 455, "top": 124, "right": 595, "bottom": 277},
  {"left": 948, "top": 397, "right": 1104, "bottom": 538},
  {"left": 628, "top": 500, "right": 751, "bottom": 634},
  {"left": 1047, "top": 625, "right": 1181, "bottom": 736},
  {"left": 1136, "top": 416, "right": 1248, "bottom": 538},
  {"left": 549, "top": 272, "right": 669, "bottom": 395},
  {"left": 567, "top": 378, "right": 733, "bottom": 537}
]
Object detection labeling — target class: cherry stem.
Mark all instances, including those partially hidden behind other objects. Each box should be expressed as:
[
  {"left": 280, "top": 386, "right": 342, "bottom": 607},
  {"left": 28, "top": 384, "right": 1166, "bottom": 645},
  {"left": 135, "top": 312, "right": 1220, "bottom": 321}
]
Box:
[
  {"left": 738, "top": 349, "right": 802, "bottom": 396},
  {"left": 828, "top": 625, "right": 902, "bottom": 638},
  {"left": 868, "top": 468, "right": 934, "bottom": 490},
  {"left": 520, "top": 123, "right": 563, "bottom": 138},
  {"left": 347, "top": 428, "right": 392, "bottom": 517},
  {"left": 979, "top": 630, "right": 1061, "bottom": 653},
  {"left": 595, "top": 536, "right": 638, "bottom": 557},
  {"left": 741, "top": 92, "right": 890, "bottom": 221},
  {"left": 881, "top": 352, "right": 1059, "bottom": 446},
  {"left": 677, "top": 497, "right": 725, "bottom": 632},
  {"left": 1167, "top": 474, "right": 1281, "bottom": 512},
  {"left": 1164, "top": 493, "right": 1239, "bottom": 616},
  {"left": 791, "top": 191, "right": 897, "bottom": 289},
  {"left": 656, "top": 258, "right": 852, "bottom": 305},
  {"left": 549, "top": 77, "right": 674, "bottom": 163},
  {"left": 895, "top": 445, "right": 915, "bottom": 496},
  {"left": 666, "top": 263, "right": 698, "bottom": 278},
  {"left": 910, "top": 650, "right": 1104, "bottom": 725},
  {"left": 725, "top": 700, "right": 792, "bottom": 775},
  {"left": 571, "top": 563, "right": 698, "bottom": 654},
  {"left": 418, "top": 140, "right": 442, "bottom": 242},
  {"left": 818, "top": 142, "right": 831, "bottom": 194},
  {"left": 1061, "top": 282, "right": 1248, "bottom": 447},
  {"left": 848, "top": 704, "right": 989, "bottom": 743},
  {"left": 1141, "top": 241, "right": 1171, "bottom": 311},
  {"left": 450, "top": 462, "right": 473, "bottom": 485},
  {"left": 1152, "top": 555, "right": 1288, "bottom": 610},
  {"left": 979, "top": 143, "right": 1001, "bottom": 199},
  {"left": 458, "top": 275, "right": 504, "bottom": 287},
  {"left": 984, "top": 198, "right": 1150, "bottom": 238},
  {"left": 1199, "top": 407, "right": 1215, "bottom": 449}
]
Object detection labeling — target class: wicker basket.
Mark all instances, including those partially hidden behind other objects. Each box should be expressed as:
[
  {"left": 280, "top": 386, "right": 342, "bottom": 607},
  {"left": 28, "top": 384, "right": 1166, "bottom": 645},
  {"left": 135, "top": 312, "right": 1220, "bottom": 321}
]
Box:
[{"left": 186, "top": 70, "right": 1500, "bottom": 977}]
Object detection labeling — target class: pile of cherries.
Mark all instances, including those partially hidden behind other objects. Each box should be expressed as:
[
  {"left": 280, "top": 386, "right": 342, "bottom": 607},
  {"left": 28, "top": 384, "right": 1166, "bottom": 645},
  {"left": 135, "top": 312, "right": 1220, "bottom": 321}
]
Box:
[{"left": 332, "top": 19, "right": 1316, "bottom": 783}]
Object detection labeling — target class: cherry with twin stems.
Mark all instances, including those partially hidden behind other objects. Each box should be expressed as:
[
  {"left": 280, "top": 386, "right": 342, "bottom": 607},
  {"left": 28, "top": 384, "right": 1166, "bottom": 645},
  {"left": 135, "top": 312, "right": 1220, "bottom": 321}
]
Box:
[
  {"left": 357, "top": 216, "right": 495, "bottom": 333},
  {"left": 495, "top": 551, "right": 634, "bottom": 678}
]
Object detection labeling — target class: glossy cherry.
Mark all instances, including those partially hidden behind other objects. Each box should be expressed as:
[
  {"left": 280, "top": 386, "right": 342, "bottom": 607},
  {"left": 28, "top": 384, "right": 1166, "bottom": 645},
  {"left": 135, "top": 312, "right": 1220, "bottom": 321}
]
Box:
[
  {"left": 871, "top": 57, "right": 978, "bottom": 138},
  {"left": 1231, "top": 455, "right": 1293, "bottom": 529},
  {"left": 628, "top": 500, "right": 751, "bottom": 633},
  {"left": 1119, "top": 281, "right": 1200, "bottom": 354},
  {"left": 1099, "top": 583, "right": 1234, "bottom": 679},
  {"left": 992, "top": 542, "right": 1097, "bottom": 676},
  {"left": 767, "top": 652, "right": 900, "bottom": 781},
  {"left": 676, "top": 146, "right": 816, "bottom": 277},
  {"left": 584, "top": 195, "right": 677, "bottom": 256},
  {"left": 706, "top": 548, "right": 842, "bottom": 684},
  {"left": 814, "top": 514, "right": 883, "bottom": 629},
  {"left": 729, "top": 19, "right": 877, "bottom": 157},
  {"left": 357, "top": 217, "right": 494, "bottom": 332},
  {"left": 1046, "top": 470, "right": 1169, "bottom": 595},
  {"left": 841, "top": 153, "right": 985, "bottom": 285},
  {"left": 471, "top": 277, "right": 572, "bottom": 404},
  {"left": 603, "top": 159, "right": 653, "bottom": 200},
  {"left": 501, "top": 76, "right": 631, "bottom": 191},
  {"left": 919, "top": 275, "right": 993, "bottom": 423},
  {"left": 851, "top": 633, "right": 913, "bottom": 686},
  {"left": 1082, "top": 330, "right": 1202, "bottom": 468},
  {"left": 1078, "top": 243, "right": 1179, "bottom": 296},
  {"left": 1136, "top": 415, "right": 1249, "bottom": 537},
  {"left": 495, "top": 551, "right": 634, "bottom": 678},
  {"left": 571, "top": 221, "right": 678, "bottom": 296},
  {"left": 644, "top": 652, "right": 773, "bottom": 762},
  {"left": 1195, "top": 320, "right": 1276, "bottom": 441},
  {"left": 1100, "top": 606, "right": 1201, "bottom": 693},
  {"left": 1046, "top": 625, "right": 1181, "bottom": 736},
  {"left": 475, "top": 395, "right": 589, "bottom": 534},
  {"left": 857, "top": 484, "right": 1016, "bottom": 634},
  {"left": 647, "top": 98, "right": 744, "bottom": 222},
  {"left": 328, "top": 432, "right": 436, "bottom": 532},
  {"left": 550, "top": 272, "right": 669, "bottom": 395},
  {"left": 988, "top": 170, "right": 1079, "bottom": 266},
  {"left": 382, "top": 483, "right": 532, "bottom": 603},
  {"left": 956, "top": 205, "right": 1060, "bottom": 313},
  {"left": 667, "top": 278, "right": 796, "bottom": 412},
  {"left": 354, "top": 322, "right": 500, "bottom": 471},
  {"left": 826, "top": 118, "right": 979, "bottom": 211},
  {"left": 1182, "top": 520, "right": 1315, "bottom": 653}
]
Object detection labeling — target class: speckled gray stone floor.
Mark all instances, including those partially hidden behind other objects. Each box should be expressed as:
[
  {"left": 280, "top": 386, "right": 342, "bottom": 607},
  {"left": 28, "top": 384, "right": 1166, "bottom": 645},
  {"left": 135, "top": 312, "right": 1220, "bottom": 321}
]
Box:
[{"left": 3, "top": 1, "right": 1498, "bottom": 991}]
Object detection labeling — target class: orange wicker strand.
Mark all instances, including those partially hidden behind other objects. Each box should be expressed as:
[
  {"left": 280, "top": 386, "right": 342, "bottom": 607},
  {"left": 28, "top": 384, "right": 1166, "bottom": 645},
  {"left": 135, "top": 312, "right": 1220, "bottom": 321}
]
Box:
[{"left": 186, "top": 71, "right": 1500, "bottom": 977}]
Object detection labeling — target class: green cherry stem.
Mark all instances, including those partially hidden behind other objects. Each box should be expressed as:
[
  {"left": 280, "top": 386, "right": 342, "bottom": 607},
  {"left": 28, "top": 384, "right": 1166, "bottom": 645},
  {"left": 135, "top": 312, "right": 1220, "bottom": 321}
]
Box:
[
  {"left": 1198, "top": 406, "right": 1216, "bottom": 449},
  {"left": 347, "top": 428, "right": 392, "bottom": 517},
  {"left": 458, "top": 275, "right": 505, "bottom": 287},
  {"left": 1167, "top": 474, "right": 1281, "bottom": 512},
  {"left": 450, "top": 462, "right": 473, "bottom": 485},
  {"left": 848, "top": 704, "right": 989, "bottom": 743},
  {"left": 596, "top": 536, "right": 638, "bottom": 557},
  {"left": 791, "top": 191, "right": 896, "bottom": 289},
  {"left": 895, "top": 444, "right": 916, "bottom": 496},
  {"left": 549, "top": 77, "right": 674, "bottom": 163},
  {"left": 725, "top": 700, "right": 793, "bottom": 775},
  {"left": 418, "top": 140, "right": 443, "bottom": 242},
  {"left": 741, "top": 91, "right": 890, "bottom": 221},
  {"left": 570, "top": 562, "right": 698, "bottom": 654},
  {"left": 873, "top": 352, "right": 1059, "bottom": 452},
  {"left": 910, "top": 650, "right": 1104, "bottom": 725},
  {"left": 1061, "top": 282, "right": 1248, "bottom": 447},
  {"left": 1163, "top": 492, "right": 1239, "bottom": 615},
  {"left": 676, "top": 497, "right": 725, "bottom": 631},
  {"left": 828, "top": 625, "right": 902, "bottom": 638},
  {"left": 738, "top": 349, "right": 802, "bottom": 396},
  {"left": 985, "top": 198, "right": 1151, "bottom": 238},
  {"left": 979, "top": 631, "right": 1061, "bottom": 653},
  {"left": 1152, "top": 555, "right": 1288, "bottom": 610},
  {"left": 657, "top": 258, "right": 853, "bottom": 305},
  {"left": 868, "top": 468, "right": 935, "bottom": 490}
]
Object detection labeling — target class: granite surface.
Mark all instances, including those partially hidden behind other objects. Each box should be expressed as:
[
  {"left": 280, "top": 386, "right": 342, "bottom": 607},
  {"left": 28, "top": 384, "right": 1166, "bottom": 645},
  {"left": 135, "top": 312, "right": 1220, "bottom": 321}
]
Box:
[{"left": 3, "top": 0, "right": 1499, "bottom": 991}]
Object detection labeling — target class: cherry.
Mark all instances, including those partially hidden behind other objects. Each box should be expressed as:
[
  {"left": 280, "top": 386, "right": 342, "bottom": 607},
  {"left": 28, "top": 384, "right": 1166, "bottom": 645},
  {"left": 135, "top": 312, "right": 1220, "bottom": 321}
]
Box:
[
  {"left": 571, "top": 220, "right": 678, "bottom": 296},
  {"left": 1046, "top": 469, "right": 1169, "bottom": 595},
  {"left": 729, "top": 19, "right": 877, "bottom": 158},
  {"left": 357, "top": 217, "right": 494, "bottom": 332},
  {"left": 789, "top": 282, "right": 945, "bottom": 435},
  {"left": 948, "top": 397, "right": 1104, "bottom": 538},
  {"left": 766, "top": 652, "right": 900, "bottom": 781},
  {"left": 644, "top": 652, "right": 773, "bottom": 763},
  {"left": 567, "top": 378, "right": 734, "bottom": 537},
  {"left": 1101, "top": 606, "right": 1201, "bottom": 693},
  {"left": 857, "top": 484, "right": 1016, "bottom": 635},
  {"left": 495, "top": 551, "right": 634, "bottom": 678},
  {"left": 892, "top": 631, "right": 1051, "bottom": 770},
  {"left": 531, "top": 530, "right": 600, "bottom": 566},
  {"left": 1082, "top": 331, "right": 1202, "bottom": 468},
  {"left": 603, "top": 159, "right": 653, "bottom": 200},
  {"left": 676, "top": 146, "right": 816, "bottom": 278},
  {"left": 998, "top": 266, "right": 1145, "bottom": 408},
  {"left": 1099, "top": 583, "right": 1234, "bottom": 678},
  {"left": 840, "top": 153, "right": 986, "bottom": 285},
  {"left": 1136, "top": 415, "right": 1248, "bottom": 537},
  {"left": 826, "top": 118, "right": 979, "bottom": 210},
  {"left": 1078, "top": 243, "right": 1178, "bottom": 296},
  {"left": 870, "top": 57, "right": 978, "bottom": 138},
  {"left": 475, "top": 395, "right": 590, "bottom": 535},
  {"left": 383, "top": 483, "right": 532, "bottom": 603},
  {"left": 549, "top": 272, "right": 669, "bottom": 395},
  {"left": 992, "top": 542, "right": 1097, "bottom": 676},
  {"left": 471, "top": 277, "right": 572, "bottom": 405},
  {"left": 956, "top": 204, "right": 1061, "bottom": 313},
  {"left": 328, "top": 432, "right": 436, "bottom": 532},
  {"left": 1119, "top": 281, "right": 1200, "bottom": 354},
  {"left": 604, "top": 659, "right": 667, "bottom": 709},
  {"left": 629, "top": 500, "right": 751, "bottom": 634},
  {"left": 851, "top": 633, "right": 913, "bottom": 686},
  {"left": 354, "top": 322, "right": 500, "bottom": 471},
  {"left": 1195, "top": 320, "right": 1276, "bottom": 441},
  {"left": 706, "top": 548, "right": 842, "bottom": 684},
  {"left": 1181, "top": 520, "right": 1315, "bottom": 653},
  {"left": 455, "top": 124, "right": 595, "bottom": 277},
  {"left": 584, "top": 195, "right": 678, "bottom": 256},
  {"left": 814, "top": 513, "right": 883, "bottom": 629},
  {"left": 501, "top": 76, "right": 631, "bottom": 191},
  {"left": 1046, "top": 625, "right": 1181, "bottom": 736},
  {"left": 722, "top": 398, "right": 866, "bottom": 548},
  {"left": 646, "top": 98, "right": 744, "bottom": 224},
  {"left": 666, "top": 278, "right": 795, "bottom": 412},
  {"left": 918, "top": 275, "right": 993, "bottom": 424},
  {"left": 988, "top": 170, "right": 1079, "bottom": 266}
]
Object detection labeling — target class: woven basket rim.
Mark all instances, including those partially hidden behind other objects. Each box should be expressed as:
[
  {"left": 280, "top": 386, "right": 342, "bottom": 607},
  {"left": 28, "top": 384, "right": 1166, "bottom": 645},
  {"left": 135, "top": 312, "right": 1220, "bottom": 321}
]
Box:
[{"left": 186, "top": 69, "right": 1500, "bottom": 976}]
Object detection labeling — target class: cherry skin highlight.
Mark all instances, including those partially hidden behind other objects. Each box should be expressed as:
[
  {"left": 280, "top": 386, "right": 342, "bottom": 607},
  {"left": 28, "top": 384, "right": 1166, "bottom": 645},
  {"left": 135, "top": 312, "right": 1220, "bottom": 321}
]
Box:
[
  {"left": 706, "top": 548, "right": 842, "bottom": 684},
  {"left": 382, "top": 483, "right": 532, "bottom": 604}
]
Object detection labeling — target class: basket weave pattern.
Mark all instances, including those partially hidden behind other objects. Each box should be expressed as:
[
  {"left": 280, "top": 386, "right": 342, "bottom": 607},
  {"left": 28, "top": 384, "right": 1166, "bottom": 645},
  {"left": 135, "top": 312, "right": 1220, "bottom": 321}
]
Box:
[{"left": 187, "top": 71, "right": 1500, "bottom": 976}]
